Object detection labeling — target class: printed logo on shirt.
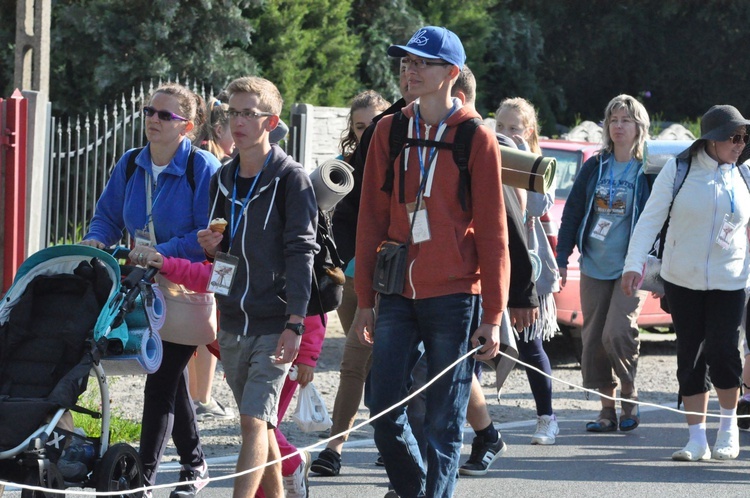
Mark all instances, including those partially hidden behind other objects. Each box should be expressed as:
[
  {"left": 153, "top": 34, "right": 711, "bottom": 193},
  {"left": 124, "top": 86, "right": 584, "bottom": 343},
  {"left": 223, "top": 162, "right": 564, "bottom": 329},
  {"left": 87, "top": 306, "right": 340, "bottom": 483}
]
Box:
[{"left": 594, "top": 178, "right": 634, "bottom": 216}]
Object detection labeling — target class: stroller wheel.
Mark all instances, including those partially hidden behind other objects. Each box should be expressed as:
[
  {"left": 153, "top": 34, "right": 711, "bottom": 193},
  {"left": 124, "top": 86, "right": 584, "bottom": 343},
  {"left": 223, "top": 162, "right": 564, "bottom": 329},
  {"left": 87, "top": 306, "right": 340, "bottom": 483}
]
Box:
[
  {"left": 21, "top": 462, "right": 65, "bottom": 498},
  {"left": 95, "top": 444, "right": 144, "bottom": 498}
]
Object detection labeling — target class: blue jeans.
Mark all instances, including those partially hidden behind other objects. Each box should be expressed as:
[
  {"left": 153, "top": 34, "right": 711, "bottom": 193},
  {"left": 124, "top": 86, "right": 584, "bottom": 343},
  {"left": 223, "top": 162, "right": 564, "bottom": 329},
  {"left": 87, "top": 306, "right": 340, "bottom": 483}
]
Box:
[{"left": 367, "top": 293, "right": 478, "bottom": 498}]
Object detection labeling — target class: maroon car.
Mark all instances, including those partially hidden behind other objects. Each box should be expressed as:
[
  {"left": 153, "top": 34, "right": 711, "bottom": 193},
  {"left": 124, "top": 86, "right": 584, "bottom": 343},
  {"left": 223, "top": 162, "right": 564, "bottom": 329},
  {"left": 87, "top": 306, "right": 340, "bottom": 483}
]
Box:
[{"left": 539, "top": 139, "right": 673, "bottom": 355}]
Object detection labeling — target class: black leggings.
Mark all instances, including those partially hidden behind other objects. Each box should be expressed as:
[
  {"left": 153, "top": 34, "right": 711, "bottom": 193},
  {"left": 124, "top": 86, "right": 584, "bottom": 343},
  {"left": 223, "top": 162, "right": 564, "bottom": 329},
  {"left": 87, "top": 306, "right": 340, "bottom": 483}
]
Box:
[
  {"left": 139, "top": 341, "right": 203, "bottom": 486},
  {"left": 665, "top": 281, "right": 744, "bottom": 397}
]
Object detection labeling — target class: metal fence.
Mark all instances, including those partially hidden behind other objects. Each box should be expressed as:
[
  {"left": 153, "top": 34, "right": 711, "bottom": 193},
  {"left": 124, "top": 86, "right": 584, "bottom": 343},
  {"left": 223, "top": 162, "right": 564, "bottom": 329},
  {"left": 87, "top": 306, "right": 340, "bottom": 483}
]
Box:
[{"left": 45, "top": 79, "right": 214, "bottom": 247}]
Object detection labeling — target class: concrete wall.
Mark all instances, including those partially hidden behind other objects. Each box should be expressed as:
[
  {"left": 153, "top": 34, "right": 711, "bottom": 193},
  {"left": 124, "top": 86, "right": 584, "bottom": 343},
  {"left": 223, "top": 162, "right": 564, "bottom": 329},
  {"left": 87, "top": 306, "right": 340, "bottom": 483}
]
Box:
[{"left": 289, "top": 104, "right": 349, "bottom": 173}]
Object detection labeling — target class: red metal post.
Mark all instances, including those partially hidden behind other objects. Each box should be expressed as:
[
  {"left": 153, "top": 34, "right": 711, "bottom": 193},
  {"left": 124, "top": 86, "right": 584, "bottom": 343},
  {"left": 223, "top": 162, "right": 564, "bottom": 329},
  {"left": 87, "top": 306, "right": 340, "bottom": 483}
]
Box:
[{"left": 1, "top": 90, "right": 28, "bottom": 291}]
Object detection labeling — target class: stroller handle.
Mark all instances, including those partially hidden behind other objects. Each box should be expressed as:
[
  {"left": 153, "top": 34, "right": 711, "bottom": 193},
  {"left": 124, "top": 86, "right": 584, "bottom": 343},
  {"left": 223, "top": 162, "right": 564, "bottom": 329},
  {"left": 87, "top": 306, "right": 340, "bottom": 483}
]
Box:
[{"left": 104, "top": 246, "right": 160, "bottom": 285}]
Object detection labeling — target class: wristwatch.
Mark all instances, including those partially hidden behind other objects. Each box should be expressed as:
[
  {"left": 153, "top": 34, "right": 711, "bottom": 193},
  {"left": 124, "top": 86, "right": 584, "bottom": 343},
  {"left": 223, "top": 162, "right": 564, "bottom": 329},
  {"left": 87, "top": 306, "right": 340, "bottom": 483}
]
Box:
[{"left": 285, "top": 322, "right": 305, "bottom": 336}]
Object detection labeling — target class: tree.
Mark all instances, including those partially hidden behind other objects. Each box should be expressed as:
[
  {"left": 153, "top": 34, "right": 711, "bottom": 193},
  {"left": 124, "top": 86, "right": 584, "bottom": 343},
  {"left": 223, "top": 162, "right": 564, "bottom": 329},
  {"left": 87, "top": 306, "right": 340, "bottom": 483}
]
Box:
[
  {"left": 348, "top": 0, "right": 424, "bottom": 103},
  {"left": 0, "top": 0, "right": 15, "bottom": 97},
  {"left": 244, "top": 0, "right": 362, "bottom": 114},
  {"left": 49, "top": 0, "right": 256, "bottom": 116}
]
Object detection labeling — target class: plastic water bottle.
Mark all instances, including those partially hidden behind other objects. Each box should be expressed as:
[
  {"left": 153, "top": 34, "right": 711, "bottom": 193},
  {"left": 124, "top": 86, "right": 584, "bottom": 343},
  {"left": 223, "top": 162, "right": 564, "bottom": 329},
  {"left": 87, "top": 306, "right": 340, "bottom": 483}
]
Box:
[
  {"left": 57, "top": 442, "right": 95, "bottom": 480},
  {"left": 64, "top": 443, "right": 96, "bottom": 464}
]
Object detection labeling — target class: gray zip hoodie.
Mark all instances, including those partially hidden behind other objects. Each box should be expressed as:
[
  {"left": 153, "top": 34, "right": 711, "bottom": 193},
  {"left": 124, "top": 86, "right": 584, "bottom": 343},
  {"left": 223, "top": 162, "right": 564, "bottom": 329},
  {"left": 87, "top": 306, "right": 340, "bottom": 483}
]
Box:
[{"left": 208, "top": 145, "right": 319, "bottom": 336}]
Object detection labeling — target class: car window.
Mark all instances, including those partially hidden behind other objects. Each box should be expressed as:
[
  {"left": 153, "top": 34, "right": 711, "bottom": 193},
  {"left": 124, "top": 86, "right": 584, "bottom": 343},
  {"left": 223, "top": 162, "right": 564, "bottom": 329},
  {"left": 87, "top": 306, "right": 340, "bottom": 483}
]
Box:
[{"left": 541, "top": 148, "right": 582, "bottom": 201}]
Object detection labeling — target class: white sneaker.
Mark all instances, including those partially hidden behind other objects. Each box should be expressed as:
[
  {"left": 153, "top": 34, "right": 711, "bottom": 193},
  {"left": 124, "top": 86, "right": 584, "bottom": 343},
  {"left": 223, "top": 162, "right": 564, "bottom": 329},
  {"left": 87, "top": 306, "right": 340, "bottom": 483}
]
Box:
[
  {"left": 283, "top": 450, "right": 311, "bottom": 498},
  {"left": 531, "top": 414, "right": 559, "bottom": 445},
  {"left": 712, "top": 428, "right": 740, "bottom": 460}
]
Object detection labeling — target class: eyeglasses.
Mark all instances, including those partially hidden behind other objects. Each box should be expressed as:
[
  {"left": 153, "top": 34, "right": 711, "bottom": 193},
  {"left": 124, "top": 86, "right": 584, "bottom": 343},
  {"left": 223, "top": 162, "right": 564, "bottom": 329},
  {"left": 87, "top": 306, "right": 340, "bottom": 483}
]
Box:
[
  {"left": 227, "top": 109, "right": 275, "bottom": 120},
  {"left": 143, "top": 106, "right": 188, "bottom": 122},
  {"left": 400, "top": 57, "right": 451, "bottom": 70},
  {"left": 728, "top": 133, "right": 750, "bottom": 145}
]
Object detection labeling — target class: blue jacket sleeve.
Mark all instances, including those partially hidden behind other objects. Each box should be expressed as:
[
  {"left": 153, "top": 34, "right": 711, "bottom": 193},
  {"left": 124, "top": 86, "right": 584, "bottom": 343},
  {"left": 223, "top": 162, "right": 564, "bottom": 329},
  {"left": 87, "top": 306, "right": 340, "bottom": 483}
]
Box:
[{"left": 154, "top": 150, "right": 220, "bottom": 261}]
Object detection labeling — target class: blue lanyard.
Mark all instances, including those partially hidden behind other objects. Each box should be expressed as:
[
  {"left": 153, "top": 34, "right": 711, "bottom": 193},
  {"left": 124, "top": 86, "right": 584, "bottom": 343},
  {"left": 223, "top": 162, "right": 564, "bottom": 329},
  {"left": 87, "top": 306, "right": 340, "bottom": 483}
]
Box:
[
  {"left": 608, "top": 157, "right": 634, "bottom": 210},
  {"left": 720, "top": 165, "right": 736, "bottom": 215},
  {"left": 414, "top": 102, "right": 457, "bottom": 195},
  {"left": 229, "top": 152, "right": 272, "bottom": 244}
]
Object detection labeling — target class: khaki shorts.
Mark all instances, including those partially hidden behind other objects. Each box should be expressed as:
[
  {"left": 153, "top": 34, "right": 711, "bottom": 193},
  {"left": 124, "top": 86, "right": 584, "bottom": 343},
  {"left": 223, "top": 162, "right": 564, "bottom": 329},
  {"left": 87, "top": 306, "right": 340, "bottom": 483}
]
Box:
[{"left": 218, "top": 330, "right": 290, "bottom": 428}]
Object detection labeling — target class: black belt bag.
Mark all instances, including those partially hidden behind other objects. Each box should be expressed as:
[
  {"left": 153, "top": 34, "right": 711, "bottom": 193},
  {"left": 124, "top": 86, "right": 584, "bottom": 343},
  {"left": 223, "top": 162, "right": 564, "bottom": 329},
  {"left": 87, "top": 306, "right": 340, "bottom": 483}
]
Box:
[{"left": 372, "top": 240, "right": 407, "bottom": 295}]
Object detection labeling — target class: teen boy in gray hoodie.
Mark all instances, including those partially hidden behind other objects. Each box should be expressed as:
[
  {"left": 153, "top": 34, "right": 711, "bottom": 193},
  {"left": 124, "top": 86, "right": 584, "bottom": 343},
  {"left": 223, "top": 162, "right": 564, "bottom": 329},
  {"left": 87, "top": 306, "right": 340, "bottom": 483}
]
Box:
[{"left": 198, "top": 76, "right": 318, "bottom": 498}]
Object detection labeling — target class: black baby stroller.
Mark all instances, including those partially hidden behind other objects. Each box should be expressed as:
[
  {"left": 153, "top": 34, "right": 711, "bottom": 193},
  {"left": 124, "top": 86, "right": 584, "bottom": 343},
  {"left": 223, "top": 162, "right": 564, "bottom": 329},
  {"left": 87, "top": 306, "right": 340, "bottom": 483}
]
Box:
[{"left": 0, "top": 245, "right": 158, "bottom": 497}]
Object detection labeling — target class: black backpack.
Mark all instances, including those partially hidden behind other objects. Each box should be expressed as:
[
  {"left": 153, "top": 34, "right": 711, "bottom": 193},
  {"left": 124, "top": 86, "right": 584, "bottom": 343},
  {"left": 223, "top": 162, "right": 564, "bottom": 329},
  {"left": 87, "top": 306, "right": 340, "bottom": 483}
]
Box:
[
  {"left": 125, "top": 146, "right": 198, "bottom": 190},
  {"left": 276, "top": 175, "right": 345, "bottom": 320},
  {"left": 381, "top": 111, "right": 482, "bottom": 211}
]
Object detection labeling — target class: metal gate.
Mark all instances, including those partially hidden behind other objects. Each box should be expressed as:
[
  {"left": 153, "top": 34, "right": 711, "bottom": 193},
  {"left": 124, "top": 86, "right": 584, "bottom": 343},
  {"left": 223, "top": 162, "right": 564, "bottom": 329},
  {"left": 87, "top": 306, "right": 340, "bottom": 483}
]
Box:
[{"left": 45, "top": 80, "right": 214, "bottom": 247}]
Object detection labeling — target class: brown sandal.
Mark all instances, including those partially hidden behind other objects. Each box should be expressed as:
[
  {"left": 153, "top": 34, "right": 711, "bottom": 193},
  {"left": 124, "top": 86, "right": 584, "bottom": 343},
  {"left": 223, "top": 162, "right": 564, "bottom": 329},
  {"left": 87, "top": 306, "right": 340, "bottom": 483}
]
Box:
[
  {"left": 619, "top": 393, "right": 640, "bottom": 431},
  {"left": 586, "top": 407, "right": 617, "bottom": 432}
]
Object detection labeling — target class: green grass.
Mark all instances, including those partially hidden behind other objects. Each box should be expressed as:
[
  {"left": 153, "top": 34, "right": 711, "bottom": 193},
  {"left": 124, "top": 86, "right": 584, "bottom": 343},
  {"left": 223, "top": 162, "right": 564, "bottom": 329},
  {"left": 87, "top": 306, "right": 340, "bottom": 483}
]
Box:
[{"left": 72, "top": 378, "right": 141, "bottom": 443}]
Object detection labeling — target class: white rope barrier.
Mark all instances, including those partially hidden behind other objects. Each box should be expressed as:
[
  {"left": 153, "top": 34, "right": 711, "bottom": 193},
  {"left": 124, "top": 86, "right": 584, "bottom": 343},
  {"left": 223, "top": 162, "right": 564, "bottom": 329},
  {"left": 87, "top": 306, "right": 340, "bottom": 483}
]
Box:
[{"left": 2, "top": 342, "right": 748, "bottom": 495}]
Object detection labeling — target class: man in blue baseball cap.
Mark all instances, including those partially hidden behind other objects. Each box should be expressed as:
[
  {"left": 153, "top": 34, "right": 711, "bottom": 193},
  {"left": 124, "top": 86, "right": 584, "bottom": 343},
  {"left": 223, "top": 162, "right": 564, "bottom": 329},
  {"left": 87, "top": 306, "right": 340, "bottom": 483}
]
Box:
[
  {"left": 353, "top": 26, "right": 509, "bottom": 498},
  {"left": 386, "top": 26, "right": 466, "bottom": 68}
]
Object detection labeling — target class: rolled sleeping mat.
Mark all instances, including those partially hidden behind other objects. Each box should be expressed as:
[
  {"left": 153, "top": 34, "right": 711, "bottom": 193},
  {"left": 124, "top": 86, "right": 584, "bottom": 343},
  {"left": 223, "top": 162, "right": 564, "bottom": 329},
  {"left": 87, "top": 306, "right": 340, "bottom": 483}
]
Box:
[
  {"left": 144, "top": 286, "right": 166, "bottom": 332},
  {"left": 101, "top": 326, "right": 163, "bottom": 376},
  {"left": 642, "top": 139, "right": 694, "bottom": 174},
  {"left": 122, "top": 287, "right": 166, "bottom": 332},
  {"left": 309, "top": 158, "right": 355, "bottom": 212},
  {"left": 499, "top": 146, "right": 557, "bottom": 194}
]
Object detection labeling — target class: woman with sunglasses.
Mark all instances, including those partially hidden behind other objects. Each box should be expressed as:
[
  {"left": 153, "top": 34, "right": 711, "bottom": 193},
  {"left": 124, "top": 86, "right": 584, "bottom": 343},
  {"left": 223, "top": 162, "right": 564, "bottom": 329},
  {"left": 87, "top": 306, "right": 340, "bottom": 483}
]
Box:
[
  {"left": 622, "top": 105, "right": 750, "bottom": 461},
  {"left": 82, "top": 83, "right": 221, "bottom": 497},
  {"left": 556, "top": 94, "right": 652, "bottom": 434}
]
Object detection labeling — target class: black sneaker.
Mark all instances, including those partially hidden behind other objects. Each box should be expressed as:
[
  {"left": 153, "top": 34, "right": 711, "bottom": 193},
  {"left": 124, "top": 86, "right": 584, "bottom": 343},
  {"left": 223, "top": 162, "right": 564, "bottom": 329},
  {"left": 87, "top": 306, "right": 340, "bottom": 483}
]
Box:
[
  {"left": 738, "top": 398, "right": 750, "bottom": 431},
  {"left": 458, "top": 435, "right": 507, "bottom": 476},
  {"left": 169, "top": 462, "right": 209, "bottom": 498}
]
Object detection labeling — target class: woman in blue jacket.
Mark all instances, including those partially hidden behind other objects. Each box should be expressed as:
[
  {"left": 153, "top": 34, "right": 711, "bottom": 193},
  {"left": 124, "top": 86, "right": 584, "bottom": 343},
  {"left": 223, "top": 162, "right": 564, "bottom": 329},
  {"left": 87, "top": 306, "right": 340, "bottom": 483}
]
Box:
[
  {"left": 556, "top": 94, "right": 652, "bottom": 433},
  {"left": 82, "top": 83, "right": 220, "bottom": 497}
]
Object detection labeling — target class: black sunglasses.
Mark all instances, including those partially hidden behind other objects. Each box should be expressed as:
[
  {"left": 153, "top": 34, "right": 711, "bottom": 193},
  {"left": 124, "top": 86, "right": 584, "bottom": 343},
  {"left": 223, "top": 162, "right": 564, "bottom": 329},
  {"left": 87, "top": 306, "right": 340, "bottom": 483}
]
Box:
[
  {"left": 143, "top": 106, "right": 188, "bottom": 122},
  {"left": 728, "top": 133, "right": 750, "bottom": 145}
]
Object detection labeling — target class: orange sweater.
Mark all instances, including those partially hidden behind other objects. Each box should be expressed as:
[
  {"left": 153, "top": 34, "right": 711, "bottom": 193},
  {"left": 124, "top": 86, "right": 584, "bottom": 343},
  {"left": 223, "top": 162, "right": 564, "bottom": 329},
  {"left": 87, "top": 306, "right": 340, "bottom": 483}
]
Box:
[{"left": 354, "top": 102, "right": 509, "bottom": 324}]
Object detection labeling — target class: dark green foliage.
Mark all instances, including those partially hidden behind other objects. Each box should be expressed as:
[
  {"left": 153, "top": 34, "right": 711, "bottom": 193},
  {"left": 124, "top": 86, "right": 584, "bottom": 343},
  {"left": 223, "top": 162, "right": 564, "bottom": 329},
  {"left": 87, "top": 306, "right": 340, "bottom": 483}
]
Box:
[
  {"left": 243, "top": 0, "right": 362, "bottom": 116},
  {"left": 3, "top": 0, "right": 750, "bottom": 129},
  {"left": 349, "top": 0, "right": 424, "bottom": 102},
  {"left": 48, "top": 0, "right": 256, "bottom": 116}
]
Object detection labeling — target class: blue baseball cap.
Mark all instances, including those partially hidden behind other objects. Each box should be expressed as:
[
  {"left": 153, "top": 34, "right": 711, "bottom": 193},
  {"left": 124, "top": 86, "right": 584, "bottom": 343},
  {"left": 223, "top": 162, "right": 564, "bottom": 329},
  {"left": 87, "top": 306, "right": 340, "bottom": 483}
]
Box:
[{"left": 387, "top": 26, "right": 466, "bottom": 68}]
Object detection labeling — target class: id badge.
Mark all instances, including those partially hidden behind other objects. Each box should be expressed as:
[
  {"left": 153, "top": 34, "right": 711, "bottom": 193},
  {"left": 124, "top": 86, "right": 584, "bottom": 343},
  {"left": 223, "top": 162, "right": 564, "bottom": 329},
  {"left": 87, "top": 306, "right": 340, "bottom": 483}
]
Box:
[
  {"left": 135, "top": 229, "right": 153, "bottom": 248},
  {"left": 590, "top": 218, "right": 613, "bottom": 241},
  {"left": 716, "top": 214, "right": 738, "bottom": 250},
  {"left": 207, "top": 252, "right": 239, "bottom": 295},
  {"left": 407, "top": 202, "right": 431, "bottom": 244}
]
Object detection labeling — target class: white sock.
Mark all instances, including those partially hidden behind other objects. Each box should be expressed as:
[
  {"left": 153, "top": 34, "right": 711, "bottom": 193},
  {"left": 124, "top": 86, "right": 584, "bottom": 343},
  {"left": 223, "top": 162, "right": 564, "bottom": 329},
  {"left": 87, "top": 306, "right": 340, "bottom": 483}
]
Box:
[
  {"left": 688, "top": 423, "right": 707, "bottom": 448},
  {"left": 719, "top": 406, "right": 737, "bottom": 432}
]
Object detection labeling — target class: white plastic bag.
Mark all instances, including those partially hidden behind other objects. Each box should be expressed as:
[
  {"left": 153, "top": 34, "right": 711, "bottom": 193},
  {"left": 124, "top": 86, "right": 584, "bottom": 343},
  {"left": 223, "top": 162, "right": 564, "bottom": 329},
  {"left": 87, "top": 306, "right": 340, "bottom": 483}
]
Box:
[{"left": 292, "top": 383, "right": 333, "bottom": 433}]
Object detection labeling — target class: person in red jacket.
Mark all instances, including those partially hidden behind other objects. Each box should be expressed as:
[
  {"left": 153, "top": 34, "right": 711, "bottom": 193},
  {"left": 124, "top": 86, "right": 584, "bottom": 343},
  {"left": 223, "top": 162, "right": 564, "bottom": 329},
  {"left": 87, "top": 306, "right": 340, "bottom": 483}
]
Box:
[{"left": 353, "top": 26, "right": 509, "bottom": 498}]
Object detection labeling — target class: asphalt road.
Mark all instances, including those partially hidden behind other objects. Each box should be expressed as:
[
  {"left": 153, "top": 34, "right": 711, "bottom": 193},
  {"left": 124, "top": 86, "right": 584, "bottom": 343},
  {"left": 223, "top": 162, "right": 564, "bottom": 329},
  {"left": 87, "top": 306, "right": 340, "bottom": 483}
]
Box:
[{"left": 12, "top": 398, "right": 746, "bottom": 498}]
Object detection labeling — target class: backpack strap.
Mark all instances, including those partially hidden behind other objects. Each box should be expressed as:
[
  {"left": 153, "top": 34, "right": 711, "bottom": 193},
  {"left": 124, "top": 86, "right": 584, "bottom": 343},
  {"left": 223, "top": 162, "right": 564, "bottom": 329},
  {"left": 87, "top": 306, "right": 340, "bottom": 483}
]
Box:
[
  {"left": 656, "top": 156, "right": 692, "bottom": 258},
  {"left": 384, "top": 113, "right": 479, "bottom": 211},
  {"left": 737, "top": 162, "right": 750, "bottom": 194},
  {"left": 125, "top": 145, "right": 197, "bottom": 192},
  {"left": 672, "top": 156, "right": 691, "bottom": 199},
  {"left": 382, "top": 111, "right": 410, "bottom": 199},
  {"left": 125, "top": 147, "right": 145, "bottom": 183},
  {"left": 451, "top": 118, "right": 481, "bottom": 211}
]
